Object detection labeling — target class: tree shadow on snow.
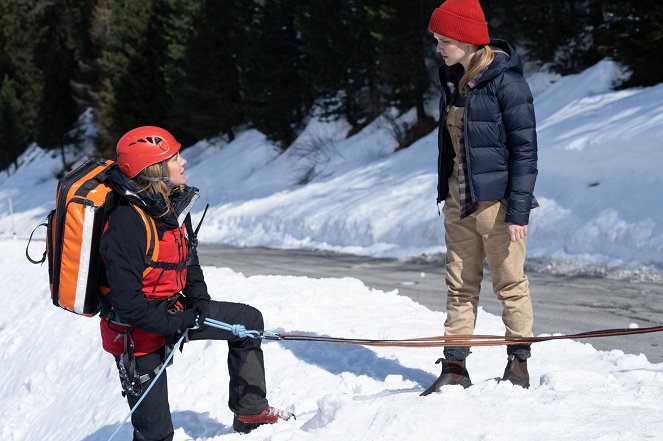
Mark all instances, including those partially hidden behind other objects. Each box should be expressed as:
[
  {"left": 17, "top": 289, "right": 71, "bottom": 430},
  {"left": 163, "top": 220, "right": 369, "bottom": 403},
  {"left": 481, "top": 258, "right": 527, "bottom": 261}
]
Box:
[
  {"left": 82, "top": 410, "right": 230, "bottom": 440},
  {"left": 278, "top": 336, "right": 437, "bottom": 388}
]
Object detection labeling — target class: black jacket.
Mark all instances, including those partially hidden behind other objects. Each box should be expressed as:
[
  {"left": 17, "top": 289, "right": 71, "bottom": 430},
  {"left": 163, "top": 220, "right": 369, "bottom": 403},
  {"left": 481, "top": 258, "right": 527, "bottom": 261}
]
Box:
[
  {"left": 100, "top": 167, "right": 209, "bottom": 335},
  {"left": 437, "top": 39, "right": 538, "bottom": 225}
]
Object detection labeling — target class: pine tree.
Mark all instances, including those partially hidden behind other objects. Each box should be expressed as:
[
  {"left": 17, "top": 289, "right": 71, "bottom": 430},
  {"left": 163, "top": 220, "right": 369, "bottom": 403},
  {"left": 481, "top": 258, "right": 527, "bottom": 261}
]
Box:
[
  {"left": 238, "top": 0, "right": 312, "bottom": 148},
  {"left": 168, "top": 0, "right": 243, "bottom": 145},
  {"left": 373, "top": 0, "right": 438, "bottom": 145},
  {"left": 0, "top": 0, "right": 44, "bottom": 147},
  {"left": 299, "top": 0, "right": 404, "bottom": 132},
  {"left": 95, "top": 0, "right": 171, "bottom": 152},
  {"left": 602, "top": 0, "right": 663, "bottom": 87},
  {"left": 68, "top": 0, "right": 106, "bottom": 117},
  {"left": 489, "top": 0, "right": 602, "bottom": 74},
  {"left": 32, "top": 0, "right": 88, "bottom": 169},
  {"left": 296, "top": 0, "right": 369, "bottom": 129},
  {"left": 0, "top": 76, "right": 28, "bottom": 170}
]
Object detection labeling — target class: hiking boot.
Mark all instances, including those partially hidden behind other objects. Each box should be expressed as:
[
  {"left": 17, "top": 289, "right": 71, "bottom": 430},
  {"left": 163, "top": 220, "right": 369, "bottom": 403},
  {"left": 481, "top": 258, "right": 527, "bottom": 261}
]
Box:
[
  {"left": 420, "top": 358, "right": 472, "bottom": 396},
  {"left": 233, "top": 405, "right": 294, "bottom": 434},
  {"left": 501, "top": 354, "right": 530, "bottom": 388}
]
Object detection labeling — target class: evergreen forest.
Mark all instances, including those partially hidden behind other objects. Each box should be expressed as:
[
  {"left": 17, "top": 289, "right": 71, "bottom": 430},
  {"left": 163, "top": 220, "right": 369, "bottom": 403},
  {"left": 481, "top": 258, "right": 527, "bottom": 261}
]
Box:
[{"left": 0, "top": 0, "right": 660, "bottom": 171}]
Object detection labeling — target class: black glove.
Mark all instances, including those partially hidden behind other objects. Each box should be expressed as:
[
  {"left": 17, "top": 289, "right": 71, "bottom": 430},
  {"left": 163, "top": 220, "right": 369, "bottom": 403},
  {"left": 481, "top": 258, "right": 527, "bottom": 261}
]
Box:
[
  {"left": 172, "top": 308, "right": 199, "bottom": 332},
  {"left": 190, "top": 298, "right": 210, "bottom": 325}
]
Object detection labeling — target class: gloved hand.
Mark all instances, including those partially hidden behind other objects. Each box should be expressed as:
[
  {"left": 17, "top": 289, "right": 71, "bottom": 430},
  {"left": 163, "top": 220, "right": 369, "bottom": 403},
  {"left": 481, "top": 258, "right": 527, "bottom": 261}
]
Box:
[
  {"left": 191, "top": 299, "right": 209, "bottom": 325},
  {"left": 191, "top": 298, "right": 210, "bottom": 325},
  {"left": 172, "top": 308, "right": 199, "bottom": 332}
]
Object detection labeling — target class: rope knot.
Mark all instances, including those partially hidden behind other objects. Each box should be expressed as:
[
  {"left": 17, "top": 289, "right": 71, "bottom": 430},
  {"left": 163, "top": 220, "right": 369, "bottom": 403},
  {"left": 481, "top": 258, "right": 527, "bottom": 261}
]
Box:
[
  {"left": 229, "top": 324, "right": 260, "bottom": 339},
  {"left": 230, "top": 324, "right": 248, "bottom": 338},
  {"left": 203, "top": 318, "right": 263, "bottom": 339}
]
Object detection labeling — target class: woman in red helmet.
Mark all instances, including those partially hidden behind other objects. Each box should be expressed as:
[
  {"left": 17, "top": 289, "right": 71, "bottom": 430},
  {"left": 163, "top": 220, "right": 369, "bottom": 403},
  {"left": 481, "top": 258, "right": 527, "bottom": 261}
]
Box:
[{"left": 100, "top": 126, "right": 292, "bottom": 439}]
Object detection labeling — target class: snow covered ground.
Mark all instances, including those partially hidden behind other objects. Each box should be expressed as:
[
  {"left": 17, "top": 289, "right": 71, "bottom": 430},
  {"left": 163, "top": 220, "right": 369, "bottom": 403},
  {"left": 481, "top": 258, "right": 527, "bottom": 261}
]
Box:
[
  {"left": 1, "top": 240, "right": 662, "bottom": 441},
  {"left": 1, "top": 60, "right": 663, "bottom": 440}
]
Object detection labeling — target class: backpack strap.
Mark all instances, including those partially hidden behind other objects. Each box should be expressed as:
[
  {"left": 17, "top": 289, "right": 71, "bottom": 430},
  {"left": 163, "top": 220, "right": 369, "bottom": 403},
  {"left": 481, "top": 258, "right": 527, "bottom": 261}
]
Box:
[
  {"left": 128, "top": 203, "right": 209, "bottom": 274},
  {"left": 129, "top": 205, "right": 159, "bottom": 277},
  {"left": 25, "top": 221, "right": 49, "bottom": 264},
  {"left": 142, "top": 214, "right": 194, "bottom": 272},
  {"left": 141, "top": 205, "right": 209, "bottom": 272},
  {"left": 98, "top": 203, "right": 159, "bottom": 316}
]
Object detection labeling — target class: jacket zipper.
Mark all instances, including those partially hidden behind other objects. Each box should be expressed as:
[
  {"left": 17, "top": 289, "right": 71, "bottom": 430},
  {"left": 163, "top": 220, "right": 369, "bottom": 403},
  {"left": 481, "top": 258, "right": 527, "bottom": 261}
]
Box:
[
  {"left": 462, "top": 90, "right": 476, "bottom": 201},
  {"left": 437, "top": 87, "right": 453, "bottom": 210}
]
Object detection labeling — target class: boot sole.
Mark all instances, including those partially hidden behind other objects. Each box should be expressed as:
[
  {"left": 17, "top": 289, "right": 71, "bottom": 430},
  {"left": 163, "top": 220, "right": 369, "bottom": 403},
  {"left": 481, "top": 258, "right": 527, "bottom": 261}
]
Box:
[{"left": 233, "top": 418, "right": 263, "bottom": 434}]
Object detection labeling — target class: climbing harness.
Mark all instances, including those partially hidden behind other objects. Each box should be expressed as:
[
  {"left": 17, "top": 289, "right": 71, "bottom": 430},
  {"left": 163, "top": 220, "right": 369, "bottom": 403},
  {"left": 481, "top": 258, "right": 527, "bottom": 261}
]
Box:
[
  {"left": 107, "top": 329, "right": 189, "bottom": 441},
  {"left": 106, "top": 316, "right": 262, "bottom": 441}
]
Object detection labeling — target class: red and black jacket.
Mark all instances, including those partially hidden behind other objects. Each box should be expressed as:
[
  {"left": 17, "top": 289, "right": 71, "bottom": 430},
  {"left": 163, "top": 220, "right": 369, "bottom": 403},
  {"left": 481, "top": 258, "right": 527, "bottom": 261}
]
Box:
[{"left": 99, "top": 176, "right": 209, "bottom": 356}]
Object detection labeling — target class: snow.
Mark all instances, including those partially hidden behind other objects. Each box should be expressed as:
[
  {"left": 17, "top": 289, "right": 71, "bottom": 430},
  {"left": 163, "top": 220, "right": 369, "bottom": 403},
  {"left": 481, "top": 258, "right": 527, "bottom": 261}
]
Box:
[
  {"left": 1, "top": 240, "right": 662, "bottom": 441},
  {"left": 1, "top": 60, "right": 663, "bottom": 440}
]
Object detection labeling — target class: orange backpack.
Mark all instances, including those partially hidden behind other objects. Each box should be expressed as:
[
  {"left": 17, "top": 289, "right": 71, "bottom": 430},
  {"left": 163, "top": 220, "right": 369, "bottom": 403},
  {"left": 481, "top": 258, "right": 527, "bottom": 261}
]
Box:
[{"left": 26, "top": 158, "right": 158, "bottom": 316}]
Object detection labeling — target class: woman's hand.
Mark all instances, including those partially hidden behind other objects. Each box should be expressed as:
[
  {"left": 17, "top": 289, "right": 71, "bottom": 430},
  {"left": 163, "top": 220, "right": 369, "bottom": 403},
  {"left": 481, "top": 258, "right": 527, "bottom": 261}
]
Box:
[
  {"left": 191, "top": 298, "right": 210, "bottom": 324},
  {"left": 507, "top": 223, "right": 528, "bottom": 242}
]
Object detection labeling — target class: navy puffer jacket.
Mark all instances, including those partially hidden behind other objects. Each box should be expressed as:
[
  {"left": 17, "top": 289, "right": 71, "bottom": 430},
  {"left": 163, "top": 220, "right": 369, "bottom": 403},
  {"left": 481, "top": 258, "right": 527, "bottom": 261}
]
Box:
[{"left": 436, "top": 39, "right": 538, "bottom": 225}]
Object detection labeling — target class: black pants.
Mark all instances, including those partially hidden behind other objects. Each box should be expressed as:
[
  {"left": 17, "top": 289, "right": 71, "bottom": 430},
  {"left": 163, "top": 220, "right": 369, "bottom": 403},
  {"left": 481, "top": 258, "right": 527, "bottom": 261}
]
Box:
[{"left": 116, "top": 300, "right": 268, "bottom": 441}]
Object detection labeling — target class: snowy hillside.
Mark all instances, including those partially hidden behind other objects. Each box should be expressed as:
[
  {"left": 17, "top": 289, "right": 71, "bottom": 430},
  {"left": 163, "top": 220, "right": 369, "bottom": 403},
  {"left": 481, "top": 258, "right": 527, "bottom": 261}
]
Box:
[{"left": 1, "top": 61, "right": 663, "bottom": 280}]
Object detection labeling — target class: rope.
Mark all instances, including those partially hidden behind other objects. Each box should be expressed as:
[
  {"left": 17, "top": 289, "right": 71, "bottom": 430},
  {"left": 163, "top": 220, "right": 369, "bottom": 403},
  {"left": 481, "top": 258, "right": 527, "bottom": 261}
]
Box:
[
  {"left": 198, "top": 317, "right": 663, "bottom": 347},
  {"left": 197, "top": 318, "right": 663, "bottom": 348},
  {"left": 107, "top": 329, "right": 189, "bottom": 441},
  {"left": 268, "top": 324, "right": 663, "bottom": 347}
]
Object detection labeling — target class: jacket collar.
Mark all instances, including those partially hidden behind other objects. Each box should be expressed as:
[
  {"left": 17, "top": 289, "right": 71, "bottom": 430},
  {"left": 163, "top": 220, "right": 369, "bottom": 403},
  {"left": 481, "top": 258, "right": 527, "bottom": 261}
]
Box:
[
  {"left": 438, "top": 39, "right": 524, "bottom": 95},
  {"left": 108, "top": 164, "right": 199, "bottom": 228},
  {"left": 474, "top": 39, "right": 523, "bottom": 86}
]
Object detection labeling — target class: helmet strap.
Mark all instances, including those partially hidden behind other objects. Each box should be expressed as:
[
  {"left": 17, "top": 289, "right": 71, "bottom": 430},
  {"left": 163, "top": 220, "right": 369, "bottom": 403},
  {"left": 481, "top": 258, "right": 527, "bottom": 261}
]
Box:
[{"left": 138, "top": 162, "right": 177, "bottom": 190}]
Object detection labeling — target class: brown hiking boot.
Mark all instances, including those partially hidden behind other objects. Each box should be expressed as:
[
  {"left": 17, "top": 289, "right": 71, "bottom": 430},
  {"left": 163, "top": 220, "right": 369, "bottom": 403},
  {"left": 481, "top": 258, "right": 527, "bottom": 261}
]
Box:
[
  {"left": 420, "top": 358, "right": 472, "bottom": 396},
  {"left": 501, "top": 354, "right": 530, "bottom": 388}
]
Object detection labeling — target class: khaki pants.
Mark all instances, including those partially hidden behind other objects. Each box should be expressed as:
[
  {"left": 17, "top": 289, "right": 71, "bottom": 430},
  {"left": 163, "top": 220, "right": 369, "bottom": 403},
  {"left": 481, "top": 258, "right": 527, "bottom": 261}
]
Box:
[{"left": 443, "top": 187, "right": 533, "bottom": 339}]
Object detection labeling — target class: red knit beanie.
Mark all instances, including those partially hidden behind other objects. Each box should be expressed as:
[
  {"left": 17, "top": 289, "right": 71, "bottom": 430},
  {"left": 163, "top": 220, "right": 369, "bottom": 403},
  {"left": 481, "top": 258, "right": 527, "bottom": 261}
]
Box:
[{"left": 428, "top": 0, "right": 490, "bottom": 46}]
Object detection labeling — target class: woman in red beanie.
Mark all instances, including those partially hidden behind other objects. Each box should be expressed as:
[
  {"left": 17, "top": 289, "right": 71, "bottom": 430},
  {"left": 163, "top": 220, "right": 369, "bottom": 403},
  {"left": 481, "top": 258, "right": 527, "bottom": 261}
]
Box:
[{"left": 421, "top": 0, "right": 538, "bottom": 395}]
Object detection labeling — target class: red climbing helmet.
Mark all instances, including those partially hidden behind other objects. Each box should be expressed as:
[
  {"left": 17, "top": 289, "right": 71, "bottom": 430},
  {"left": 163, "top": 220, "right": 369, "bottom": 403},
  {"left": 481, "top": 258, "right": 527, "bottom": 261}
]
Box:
[{"left": 116, "top": 126, "right": 181, "bottom": 178}]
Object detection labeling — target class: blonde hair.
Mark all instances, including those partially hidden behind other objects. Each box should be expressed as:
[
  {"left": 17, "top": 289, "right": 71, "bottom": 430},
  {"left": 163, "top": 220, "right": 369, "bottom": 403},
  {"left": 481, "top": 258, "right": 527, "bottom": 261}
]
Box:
[
  {"left": 459, "top": 45, "right": 496, "bottom": 96},
  {"left": 136, "top": 162, "right": 183, "bottom": 216}
]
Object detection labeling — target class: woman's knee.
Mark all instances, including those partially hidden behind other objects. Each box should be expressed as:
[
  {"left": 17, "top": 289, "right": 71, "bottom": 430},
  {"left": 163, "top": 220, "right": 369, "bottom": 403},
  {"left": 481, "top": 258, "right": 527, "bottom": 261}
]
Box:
[{"left": 246, "top": 305, "right": 264, "bottom": 330}]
